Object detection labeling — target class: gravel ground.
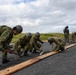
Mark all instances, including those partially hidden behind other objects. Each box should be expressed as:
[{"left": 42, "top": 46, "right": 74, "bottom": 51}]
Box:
[{"left": 0, "top": 42, "right": 76, "bottom": 75}]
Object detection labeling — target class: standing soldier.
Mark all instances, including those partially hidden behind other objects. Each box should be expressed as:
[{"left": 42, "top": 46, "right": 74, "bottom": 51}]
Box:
[
  {"left": 48, "top": 38, "right": 65, "bottom": 52},
  {"left": 0, "top": 25, "right": 23, "bottom": 64},
  {"left": 63, "top": 26, "right": 69, "bottom": 43},
  {"left": 12, "top": 33, "right": 32, "bottom": 56},
  {"left": 31, "top": 32, "right": 44, "bottom": 54}
]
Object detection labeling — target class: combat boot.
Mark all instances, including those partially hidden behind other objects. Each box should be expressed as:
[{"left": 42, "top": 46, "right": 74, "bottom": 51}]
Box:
[{"left": 60, "top": 46, "right": 65, "bottom": 52}]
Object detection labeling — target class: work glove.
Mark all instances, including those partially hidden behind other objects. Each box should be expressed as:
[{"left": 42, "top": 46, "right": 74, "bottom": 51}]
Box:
[{"left": 39, "top": 50, "right": 44, "bottom": 55}]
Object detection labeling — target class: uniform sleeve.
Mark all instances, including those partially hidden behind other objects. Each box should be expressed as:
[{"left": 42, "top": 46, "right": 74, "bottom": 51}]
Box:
[
  {"left": 38, "top": 39, "right": 43, "bottom": 44},
  {"left": 33, "top": 42, "right": 39, "bottom": 50},
  {"left": 31, "top": 38, "right": 39, "bottom": 50},
  {"left": 0, "top": 29, "right": 11, "bottom": 43},
  {"left": 54, "top": 39, "right": 60, "bottom": 45},
  {"left": 12, "top": 37, "right": 23, "bottom": 51}
]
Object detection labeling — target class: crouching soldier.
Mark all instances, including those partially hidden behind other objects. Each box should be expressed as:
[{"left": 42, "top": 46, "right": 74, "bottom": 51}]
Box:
[
  {"left": 0, "top": 25, "right": 23, "bottom": 64},
  {"left": 48, "top": 38, "right": 65, "bottom": 52},
  {"left": 12, "top": 33, "right": 32, "bottom": 56},
  {"left": 31, "top": 32, "right": 44, "bottom": 55},
  {"left": 71, "top": 32, "right": 76, "bottom": 42}
]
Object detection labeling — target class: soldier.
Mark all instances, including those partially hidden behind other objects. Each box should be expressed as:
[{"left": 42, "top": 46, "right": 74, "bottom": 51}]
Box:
[
  {"left": 0, "top": 25, "right": 23, "bottom": 64},
  {"left": 48, "top": 38, "right": 65, "bottom": 52},
  {"left": 31, "top": 32, "right": 44, "bottom": 54},
  {"left": 63, "top": 26, "right": 69, "bottom": 43},
  {"left": 71, "top": 32, "right": 76, "bottom": 42},
  {"left": 12, "top": 33, "right": 32, "bottom": 56}
]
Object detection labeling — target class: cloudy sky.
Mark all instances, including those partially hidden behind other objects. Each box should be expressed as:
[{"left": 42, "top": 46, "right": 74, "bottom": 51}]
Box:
[{"left": 0, "top": 0, "right": 76, "bottom": 33}]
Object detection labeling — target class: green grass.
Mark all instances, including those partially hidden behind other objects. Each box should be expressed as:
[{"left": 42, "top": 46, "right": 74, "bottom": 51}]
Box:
[
  {"left": 40, "top": 33, "right": 64, "bottom": 40},
  {"left": 11, "top": 33, "right": 72, "bottom": 43}
]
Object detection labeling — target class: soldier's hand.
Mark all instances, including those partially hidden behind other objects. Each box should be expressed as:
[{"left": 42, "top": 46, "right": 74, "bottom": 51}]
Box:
[{"left": 39, "top": 50, "right": 44, "bottom": 55}]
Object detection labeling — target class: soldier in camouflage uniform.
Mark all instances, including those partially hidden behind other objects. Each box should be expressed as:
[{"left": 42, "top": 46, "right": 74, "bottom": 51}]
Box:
[
  {"left": 48, "top": 38, "right": 65, "bottom": 52},
  {"left": 13, "top": 33, "right": 32, "bottom": 56},
  {"left": 71, "top": 32, "right": 76, "bottom": 42},
  {"left": 31, "top": 32, "right": 43, "bottom": 53},
  {"left": 0, "top": 25, "right": 23, "bottom": 64},
  {"left": 63, "top": 26, "right": 69, "bottom": 43}
]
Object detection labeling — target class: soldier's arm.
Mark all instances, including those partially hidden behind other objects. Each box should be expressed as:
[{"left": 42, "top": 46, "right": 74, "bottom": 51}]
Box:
[
  {"left": 12, "top": 38, "right": 21, "bottom": 51},
  {"left": 33, "top": 43, "right": 40, "bottom": 50},
  {"left": 53, "top": 39, "right": 58, "bottom": 44},
  {"left": 32, "top": 39, "right": 39, "bottom": 50},
  {"left": 0, "top": 29, "right": 11, "bottom": 43},
  {"left": 38, "top": 39, "right": 43, "bottom": 44}
]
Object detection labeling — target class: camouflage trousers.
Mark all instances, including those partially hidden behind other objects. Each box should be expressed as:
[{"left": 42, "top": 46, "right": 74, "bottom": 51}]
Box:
[
  {"left": 0, "top": 43, "right": 9, "bottom": 60},
  {"left": 53, "top": 42, "right": 65, "bottom": 51},
  {"left": 53, "top": 45, "right": 64, "bottom": 51},
  {"left": 64, "top": 35, "right": 69, "bottom": 43},
  {"left": 72, "top": 34, "right": 76, "bottom": 42},
  {"left": 17, "top": 43, "right": 32, "bottom": 54}
]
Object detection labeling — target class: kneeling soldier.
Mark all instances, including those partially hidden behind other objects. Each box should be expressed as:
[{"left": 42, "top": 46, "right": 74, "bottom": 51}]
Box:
[
  {"left": 71, "top": 32, "right": 76, "bottom": 42},
  {"left": 0, "top": 25, "right": 23, "bottom": 64},
  {"left": 31, "top": 32, "right": 44, "bottom": 54},
  {"left": 13, "top": 33, "right": 32, "bottom": 56},
  {"left": 48, "top": 38, "right": 65, "bottom": 52}
]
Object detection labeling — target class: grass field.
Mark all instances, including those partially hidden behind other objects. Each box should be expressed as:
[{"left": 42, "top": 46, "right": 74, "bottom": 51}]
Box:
[{"left": 11, "top": 33, "right": 72, "bottom": 43}]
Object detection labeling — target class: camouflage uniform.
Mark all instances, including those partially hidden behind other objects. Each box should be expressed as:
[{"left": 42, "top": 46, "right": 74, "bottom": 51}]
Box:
[
  {"left": 48, "top": 38, "right": 65, "bottom": 52},
  {"left": 31, "top": 35, "right": 43, "bottom": 52},
  {"left": 13, "top": 35, "right": 32, "bottom": 56},
  {"left": 63, "top": 26, "right": 69, "bottom": 43},
  {"left": 0, "top": 26, "right": 13, "bottom": 61},
  {"left": 71, "top": 32, "right": 76, "bottom": 42}
]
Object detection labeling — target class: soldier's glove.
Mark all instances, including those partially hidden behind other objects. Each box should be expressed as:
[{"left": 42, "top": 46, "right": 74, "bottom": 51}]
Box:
[
  {"left": 6, "top": 50, "right": 13, "bottom": 54},
  {"left": 21, "top": 49, "right": 24, "bottom": 52},
  {"left": 17, "top": 49, "right": 24, "bottom": 57},
  {"left": 39, "top": 50, "right": 44, "bottom": 55}
]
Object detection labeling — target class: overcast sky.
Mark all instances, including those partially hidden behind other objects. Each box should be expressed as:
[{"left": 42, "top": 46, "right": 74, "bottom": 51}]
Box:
[{"left": 0, "top": 0, "right": 76, "bottom": 33}]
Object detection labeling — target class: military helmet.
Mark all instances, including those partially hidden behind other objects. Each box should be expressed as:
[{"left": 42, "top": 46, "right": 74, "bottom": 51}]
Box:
[
  {"left": 26, "top": 33, "right": 32, "bottom": 39},
  {"left": 48, "top": 38, "right": 53, "bottom": 43},
  {"left": 65, "top": 26, "right": 68, "bottom": 29},
  {"left": 35, "top": 32, "right": 40, "bottom": 37},
  {"left": 16, "top": 25, "right": 23, "bottom": 33}
]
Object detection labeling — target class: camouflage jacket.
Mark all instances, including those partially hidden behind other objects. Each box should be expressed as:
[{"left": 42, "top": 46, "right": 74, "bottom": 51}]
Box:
[
  {"left": 31, "top": 36, "right": 43, "bottom": 50},
  {"left": 72, "top": 32, "right": 76, "bottom": 37},
  {"left": 31, "top": 36, "right": 43, "bottom": 44},
  {"left": 0, "top": 25, "right": 13, "bottom": 48},
  {"left": 63, "top": 28, "right": 69, "bottom": 35},
  {"left": 52, "top": 38, "right": 65, "bottom": 47},
  {"left": 13, "top": 35, "right": 31, "bottom": 50}
]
